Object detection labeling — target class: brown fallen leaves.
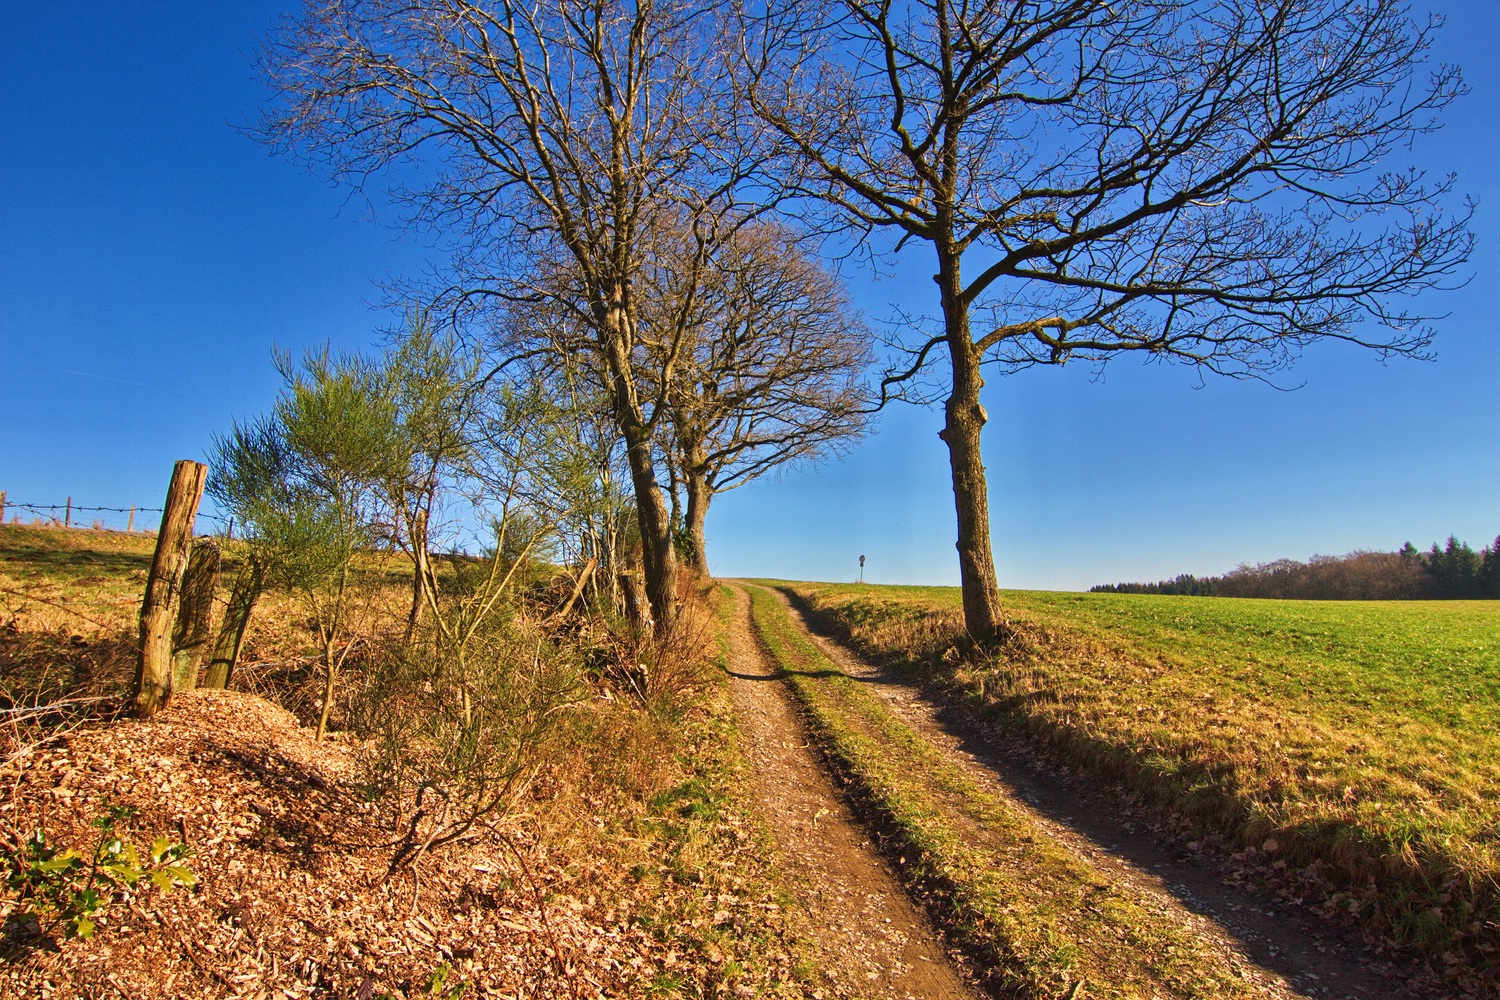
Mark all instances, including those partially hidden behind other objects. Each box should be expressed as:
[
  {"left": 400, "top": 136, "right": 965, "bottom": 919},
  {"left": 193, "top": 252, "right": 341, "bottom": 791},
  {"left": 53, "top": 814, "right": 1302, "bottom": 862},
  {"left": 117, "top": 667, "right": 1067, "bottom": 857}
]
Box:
[{"left": 0, "top": 690, "right": 813, "bottom": 1000}]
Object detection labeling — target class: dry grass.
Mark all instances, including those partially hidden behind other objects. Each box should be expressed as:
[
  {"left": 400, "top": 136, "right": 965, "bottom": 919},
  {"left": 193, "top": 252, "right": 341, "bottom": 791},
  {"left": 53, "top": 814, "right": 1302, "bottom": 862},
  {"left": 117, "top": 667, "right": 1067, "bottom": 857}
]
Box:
[
  {"left": 774, "top": 580, "right": 1500, "bottom": 989},
  {"left": 0, "top": 526, "right": 823, "bottom": 998},
  {"left": 744, "top": 584, "right": 1294, "bottom": 1000}
]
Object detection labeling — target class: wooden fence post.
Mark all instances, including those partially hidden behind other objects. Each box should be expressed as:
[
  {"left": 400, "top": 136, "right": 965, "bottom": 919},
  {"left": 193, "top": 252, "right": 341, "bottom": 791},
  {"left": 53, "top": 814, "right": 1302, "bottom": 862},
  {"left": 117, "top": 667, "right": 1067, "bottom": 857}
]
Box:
[
  {"left": 134, "top": 460, "right": 208, "bottom": 718},
  {"left": 127, "top": 506, "right": 136, "bottom": 533},
  {"left": 64, "top": 497, "right": 71, "bottom": 529},
  {"left": 203, "top": 557, "right": 264, "bottom": 690},
  {"left": 171, "top": 540, "right": 221, "bottom": 694},
  {"left": 0, "top": 490, "right": 6, "bottom": 523}
]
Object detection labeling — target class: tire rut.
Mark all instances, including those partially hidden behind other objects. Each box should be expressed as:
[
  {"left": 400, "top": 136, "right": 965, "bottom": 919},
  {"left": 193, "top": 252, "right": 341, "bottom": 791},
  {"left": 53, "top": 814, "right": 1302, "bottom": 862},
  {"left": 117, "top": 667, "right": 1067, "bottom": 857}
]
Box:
[
  {"left": 769, "top": 585, "right": 1435, "bottom": 1000},
  {"left": 720, "top": 584, "right": 980, "bottom": 1000}
]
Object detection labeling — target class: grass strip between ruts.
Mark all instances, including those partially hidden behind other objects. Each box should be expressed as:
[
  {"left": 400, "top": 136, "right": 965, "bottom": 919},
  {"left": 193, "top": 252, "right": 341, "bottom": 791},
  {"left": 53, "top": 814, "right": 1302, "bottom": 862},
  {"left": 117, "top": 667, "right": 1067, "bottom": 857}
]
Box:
[
  {"left": 743, "top": 584, "right": 1276, "bottom": 1000},
  {"left": 775, "top": 580, "right": 1500, "bottom": 984}
]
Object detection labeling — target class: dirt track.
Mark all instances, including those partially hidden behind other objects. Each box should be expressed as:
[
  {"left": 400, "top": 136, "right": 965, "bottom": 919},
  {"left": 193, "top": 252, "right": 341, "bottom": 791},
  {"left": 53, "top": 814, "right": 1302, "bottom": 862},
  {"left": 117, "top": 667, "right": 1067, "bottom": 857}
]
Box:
[
  {"left": 754, "top": 584, "right": 1434, "bottom": 1000},
  {"left": 720, "top": 586, "right": 979, "bottom": 1000}
]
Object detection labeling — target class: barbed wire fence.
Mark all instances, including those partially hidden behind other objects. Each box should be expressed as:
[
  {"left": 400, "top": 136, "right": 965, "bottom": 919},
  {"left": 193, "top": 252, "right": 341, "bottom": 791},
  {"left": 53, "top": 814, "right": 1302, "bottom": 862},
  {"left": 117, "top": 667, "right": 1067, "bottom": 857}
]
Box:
[{"left": 0, "top": 490, "right": 234, "bottom": 537}]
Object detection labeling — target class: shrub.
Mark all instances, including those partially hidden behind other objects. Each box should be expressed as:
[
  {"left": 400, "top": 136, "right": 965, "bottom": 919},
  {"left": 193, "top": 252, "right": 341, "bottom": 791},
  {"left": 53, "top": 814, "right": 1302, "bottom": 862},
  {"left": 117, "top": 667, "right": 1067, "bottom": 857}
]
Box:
[{"left": 2, "top": 801, "right": 194, "bottom": 941}]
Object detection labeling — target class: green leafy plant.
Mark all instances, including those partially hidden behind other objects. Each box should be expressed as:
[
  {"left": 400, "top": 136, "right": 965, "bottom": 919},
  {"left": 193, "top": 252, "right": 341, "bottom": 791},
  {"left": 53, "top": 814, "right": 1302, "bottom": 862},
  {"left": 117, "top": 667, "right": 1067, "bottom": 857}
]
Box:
[
  {"left": 3, "top": 801, "right": 195, "bottom": 940},
  {"left": 377, "top": 960, "right": 466, "bottom": 999}
]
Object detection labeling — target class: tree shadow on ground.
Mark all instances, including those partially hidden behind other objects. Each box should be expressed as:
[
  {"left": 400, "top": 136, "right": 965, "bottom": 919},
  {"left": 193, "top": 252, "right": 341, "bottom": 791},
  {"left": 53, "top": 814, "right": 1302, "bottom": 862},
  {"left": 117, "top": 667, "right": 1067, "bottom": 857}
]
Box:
[
  {"left": 0, "top": 913, "right": 61, "bottom": 964},
  {"left": 204, "top": 742, "right": 378, "bottom": 869},
  {"left": 772, "top": 584, "right": 1432, "bottom": 1000}
]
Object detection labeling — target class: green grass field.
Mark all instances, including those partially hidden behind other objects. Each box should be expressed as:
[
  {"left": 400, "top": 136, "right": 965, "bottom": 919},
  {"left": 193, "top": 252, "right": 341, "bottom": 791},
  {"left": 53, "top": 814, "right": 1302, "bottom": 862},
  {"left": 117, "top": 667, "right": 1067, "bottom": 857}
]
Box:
[{"left": 773, "top": 581, "right": 1500, "bottom": 978}]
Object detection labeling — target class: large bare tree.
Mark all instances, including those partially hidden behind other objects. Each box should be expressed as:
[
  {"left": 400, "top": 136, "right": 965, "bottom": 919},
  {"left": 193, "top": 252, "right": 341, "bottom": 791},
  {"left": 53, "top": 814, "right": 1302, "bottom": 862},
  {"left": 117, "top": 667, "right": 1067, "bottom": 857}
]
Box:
[
  {"left": 651, "top": 220, "right": 875, "bottom": 572},
  {"left": 261, "top": 0, "right": 759, "bottom": 634},
  {"left": 498, "top": 215, "right": 875, "bottom": 576},
  {"left": 747, "top": 0, "right": 1473, "bottom": 641}
]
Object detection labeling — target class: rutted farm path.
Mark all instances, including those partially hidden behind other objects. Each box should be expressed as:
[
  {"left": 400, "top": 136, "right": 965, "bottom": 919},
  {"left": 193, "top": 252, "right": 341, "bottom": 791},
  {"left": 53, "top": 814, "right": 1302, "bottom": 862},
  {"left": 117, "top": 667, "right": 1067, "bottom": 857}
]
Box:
[
  {"left": 726, "top": 583, "right": 1429, "bottom": 1000},
  {"left": 721, "top": 585, "right": 980, "bottom": 999}
]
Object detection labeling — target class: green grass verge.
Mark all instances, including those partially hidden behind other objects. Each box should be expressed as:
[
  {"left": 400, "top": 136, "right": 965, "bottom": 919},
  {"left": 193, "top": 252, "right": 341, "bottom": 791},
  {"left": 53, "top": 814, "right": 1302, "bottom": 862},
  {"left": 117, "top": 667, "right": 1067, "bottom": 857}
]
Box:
[
  {"left": 773, "top": 580, "right": 1500, "bottom": 983},
  {"left": 744, "top": 584, "right": 1275, "bottom": 999}
]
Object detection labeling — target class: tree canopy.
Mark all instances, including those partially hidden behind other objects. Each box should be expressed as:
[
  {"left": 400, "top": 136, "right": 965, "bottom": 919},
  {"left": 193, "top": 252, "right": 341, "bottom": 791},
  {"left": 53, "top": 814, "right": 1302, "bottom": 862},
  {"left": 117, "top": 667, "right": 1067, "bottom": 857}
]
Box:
[{"left": 747, "top": 0, "right": 1474, "bottom": 639}]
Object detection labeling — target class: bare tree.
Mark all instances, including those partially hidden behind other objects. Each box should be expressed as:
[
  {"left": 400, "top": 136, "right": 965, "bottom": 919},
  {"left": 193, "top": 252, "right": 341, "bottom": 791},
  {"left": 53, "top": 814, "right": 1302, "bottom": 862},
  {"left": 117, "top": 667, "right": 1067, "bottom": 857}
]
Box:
[
  {"left": 653, "top": 220, "right": 876, "bottom": 572},
  {"left": 747, "top": 0, "right": 1473, "bottom": 641},
  {"left": 260, "top": 0, "right": 761, "bottom": 635}
]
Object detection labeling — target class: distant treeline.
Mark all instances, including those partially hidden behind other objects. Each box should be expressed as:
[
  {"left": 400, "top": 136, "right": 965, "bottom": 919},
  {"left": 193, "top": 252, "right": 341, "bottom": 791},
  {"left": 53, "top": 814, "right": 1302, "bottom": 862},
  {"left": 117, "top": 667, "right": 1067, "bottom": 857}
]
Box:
[{"left": 1092, "top": 535, "right": 1500, "bottom": 600}]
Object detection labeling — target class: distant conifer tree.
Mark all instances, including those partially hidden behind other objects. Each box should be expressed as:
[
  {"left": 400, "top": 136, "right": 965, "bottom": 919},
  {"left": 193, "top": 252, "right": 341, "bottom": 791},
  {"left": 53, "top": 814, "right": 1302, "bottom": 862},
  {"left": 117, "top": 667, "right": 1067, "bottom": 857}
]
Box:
[
  {"left": 1478, "top": 536, "right": 1500, "bottom": 599},
  {"left": 1429, "top": 536, "right": 1481, "bottom": 599}
]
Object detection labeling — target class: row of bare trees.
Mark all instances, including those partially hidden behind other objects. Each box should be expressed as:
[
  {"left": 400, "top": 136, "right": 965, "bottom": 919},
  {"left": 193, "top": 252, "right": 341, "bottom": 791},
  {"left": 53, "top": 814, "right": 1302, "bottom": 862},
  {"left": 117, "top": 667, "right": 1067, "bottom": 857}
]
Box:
[
  {"left": 257, "top": 0, "right": 1472, "bottom": 642},
  {"left": 260, "top": 0, "right": 875, "bottom": 635}
]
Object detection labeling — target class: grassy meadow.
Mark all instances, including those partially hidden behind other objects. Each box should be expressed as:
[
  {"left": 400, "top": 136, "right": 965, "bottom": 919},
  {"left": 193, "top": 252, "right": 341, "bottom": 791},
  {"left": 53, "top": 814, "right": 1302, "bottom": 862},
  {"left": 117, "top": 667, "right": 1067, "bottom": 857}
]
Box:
[{"left": 774, "top": 581, "right": 1500, "bottom": 974}]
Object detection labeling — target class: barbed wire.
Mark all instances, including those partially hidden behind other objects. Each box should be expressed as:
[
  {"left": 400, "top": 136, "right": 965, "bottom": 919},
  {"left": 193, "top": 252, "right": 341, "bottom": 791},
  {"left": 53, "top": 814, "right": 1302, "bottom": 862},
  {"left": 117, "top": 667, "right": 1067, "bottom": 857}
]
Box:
[
  {"left": 1, "top": 498, "right": 234, "bottom": 536},
  {"left": 3, "top": 501, "right": 165, "bottom": 515}
]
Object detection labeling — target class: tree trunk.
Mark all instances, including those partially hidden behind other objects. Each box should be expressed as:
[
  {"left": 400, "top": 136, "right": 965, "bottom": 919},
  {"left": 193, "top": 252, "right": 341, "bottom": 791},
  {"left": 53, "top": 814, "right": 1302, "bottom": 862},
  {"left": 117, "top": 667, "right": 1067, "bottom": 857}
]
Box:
[
  {"left": 134, "top": 460, "right": 208, "bottom": 717},
  {"left": 621, "top": 429, "right": 676, "bottom": 634},
  {"left": 600, "top": 302, "right": 679, "bottom": 635},
  {"left": 935, "top": 248, "right": 1007, "bottom": 644},
  {"left": 557, "top": 557, "right": 597, "bottom": 618},
  {"left": 618, "top": 571, "right": 651, "bottom": 631},
  {"left": 404, "top": 506, "right": 435, "bottom": 645},
  {"left": 170, "top": 539, "right": 221, "bottom": 693},
  {"left": 683, "top": 463, "right": 711, "bottom": 576},
  {"left": 316, "top": 642, "right": 338, "bottom": 742},
  {"left": 203, "top": 556, "right": 264, "bottom": 689}
]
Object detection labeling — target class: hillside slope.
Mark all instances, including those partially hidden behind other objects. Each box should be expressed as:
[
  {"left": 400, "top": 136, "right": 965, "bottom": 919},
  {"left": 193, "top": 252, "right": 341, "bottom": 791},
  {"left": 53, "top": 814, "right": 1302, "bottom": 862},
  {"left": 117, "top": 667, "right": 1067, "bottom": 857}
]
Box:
[{"left": 1, "top": 688, "right": 810, "bottom": 999}]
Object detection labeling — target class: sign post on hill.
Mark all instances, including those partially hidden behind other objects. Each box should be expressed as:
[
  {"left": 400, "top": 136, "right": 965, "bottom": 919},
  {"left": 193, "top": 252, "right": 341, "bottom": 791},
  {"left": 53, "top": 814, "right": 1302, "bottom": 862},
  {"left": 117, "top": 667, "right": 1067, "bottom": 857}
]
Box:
[{"left": 134, "top": 459, "right": 208, "bottom": 718}]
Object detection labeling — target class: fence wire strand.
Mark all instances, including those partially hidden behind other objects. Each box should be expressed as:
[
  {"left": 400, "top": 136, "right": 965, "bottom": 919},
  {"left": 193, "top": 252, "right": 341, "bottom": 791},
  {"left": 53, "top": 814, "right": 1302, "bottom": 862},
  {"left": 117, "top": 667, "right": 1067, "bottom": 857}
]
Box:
[{"left": 1, "top": 497, "right": 233, "bottom": 536}]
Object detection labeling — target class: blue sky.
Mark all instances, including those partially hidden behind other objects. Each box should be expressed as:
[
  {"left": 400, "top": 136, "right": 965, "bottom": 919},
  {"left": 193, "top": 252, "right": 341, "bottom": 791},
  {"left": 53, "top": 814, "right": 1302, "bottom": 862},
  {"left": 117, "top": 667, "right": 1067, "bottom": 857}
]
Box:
[{"left": 2, "top": 3, "right": 1496, "bottom": 591}]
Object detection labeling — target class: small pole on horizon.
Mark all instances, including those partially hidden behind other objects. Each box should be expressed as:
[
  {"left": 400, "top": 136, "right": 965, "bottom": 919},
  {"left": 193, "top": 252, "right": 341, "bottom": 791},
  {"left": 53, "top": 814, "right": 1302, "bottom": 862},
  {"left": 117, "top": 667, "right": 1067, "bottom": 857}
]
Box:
[
  {"left": 858, "top": 554, "right": 865, "bottom": 585},
  {"left": 64, "top": 497, "right": 72, "bottom": 529},
  {"left": 127, "top": 506, "right": 136, "bottom": 533}
]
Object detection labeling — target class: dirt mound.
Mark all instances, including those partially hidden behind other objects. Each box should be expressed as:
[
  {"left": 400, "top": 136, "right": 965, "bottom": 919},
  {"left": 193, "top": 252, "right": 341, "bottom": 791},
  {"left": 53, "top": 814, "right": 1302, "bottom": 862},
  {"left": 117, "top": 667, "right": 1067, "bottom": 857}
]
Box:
[{"left": 0, "top": 691, "right": 658, "bottom": 999}]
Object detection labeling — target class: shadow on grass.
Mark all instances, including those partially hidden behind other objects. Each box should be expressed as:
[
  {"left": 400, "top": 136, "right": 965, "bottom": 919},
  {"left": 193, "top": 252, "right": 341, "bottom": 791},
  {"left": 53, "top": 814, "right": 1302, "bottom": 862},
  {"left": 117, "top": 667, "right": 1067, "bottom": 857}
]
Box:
[
  {"left": 0, "top": 543, "right": 152, "bottom": 588},
  {"left": 722, "top": 663, "right": 844, "bottom": 683},
  {"left": 769, "top": 584, "right": 1432, "bottom": 1000},
  {"left": 0, "top": 630, "right": 136, "bottom": 708}
]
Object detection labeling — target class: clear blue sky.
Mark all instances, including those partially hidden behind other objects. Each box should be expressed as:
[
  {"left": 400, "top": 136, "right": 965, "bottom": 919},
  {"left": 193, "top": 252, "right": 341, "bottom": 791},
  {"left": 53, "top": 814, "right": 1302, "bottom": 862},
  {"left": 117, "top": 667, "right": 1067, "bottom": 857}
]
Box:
[{"left": 2, "top": 3, "right": 1496, "bottom": 591}]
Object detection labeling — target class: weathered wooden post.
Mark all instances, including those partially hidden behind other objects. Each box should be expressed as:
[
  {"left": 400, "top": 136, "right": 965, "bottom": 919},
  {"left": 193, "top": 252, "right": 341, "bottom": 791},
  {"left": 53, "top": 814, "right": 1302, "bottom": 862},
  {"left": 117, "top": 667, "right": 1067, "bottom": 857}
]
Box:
[
  {"left": 127, "top": 506, "right": 135, "bottom": 532},
  {"left": 64, "top": 497, "right": 72, "bottom": 529},
  {"left": 170, "top": 539, "right": 221, "bottom": 693},
  {"left": 203, "top": 557, "right": 264, "bottom": 689},
  {"left": 134, "top": 460, "right": 208, "bottom": 718},
  {"left": 0, "top": 490, "right": 7, "bottom": 523}
]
